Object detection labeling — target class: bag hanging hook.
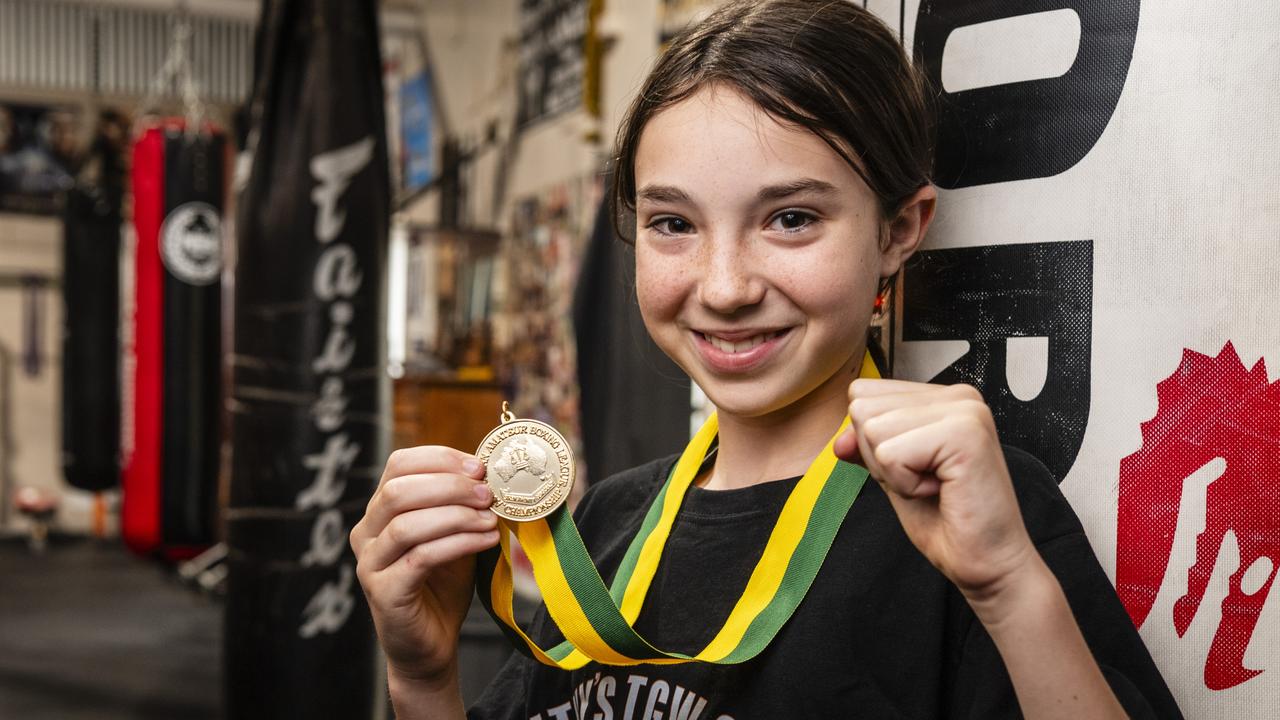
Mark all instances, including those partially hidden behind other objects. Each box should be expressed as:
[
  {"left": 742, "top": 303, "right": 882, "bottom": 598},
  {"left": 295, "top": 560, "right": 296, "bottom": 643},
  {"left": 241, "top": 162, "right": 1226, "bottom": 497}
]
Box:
[{"left": 135, "top": 0, "right": 206, "bottom": 139}]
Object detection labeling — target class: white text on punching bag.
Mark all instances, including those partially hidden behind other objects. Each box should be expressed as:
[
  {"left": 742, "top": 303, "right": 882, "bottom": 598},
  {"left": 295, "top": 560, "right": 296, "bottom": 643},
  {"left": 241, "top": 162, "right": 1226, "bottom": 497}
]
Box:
[{"left": 298, "top": 136, "right": 374, "bottom": 639}]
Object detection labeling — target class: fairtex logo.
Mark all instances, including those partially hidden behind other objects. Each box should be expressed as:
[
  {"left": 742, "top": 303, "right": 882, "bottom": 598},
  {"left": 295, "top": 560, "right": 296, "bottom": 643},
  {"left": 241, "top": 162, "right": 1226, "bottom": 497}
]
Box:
[{"left": 1117, "top": 342, "right": 1280, "bottom": 690}]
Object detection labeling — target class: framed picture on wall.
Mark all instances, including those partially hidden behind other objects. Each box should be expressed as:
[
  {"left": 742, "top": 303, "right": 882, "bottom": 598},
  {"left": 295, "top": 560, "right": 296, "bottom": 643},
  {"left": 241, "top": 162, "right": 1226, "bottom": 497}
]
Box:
[{"left": 0, "top": 102, "right": 81, "bottom": 215}]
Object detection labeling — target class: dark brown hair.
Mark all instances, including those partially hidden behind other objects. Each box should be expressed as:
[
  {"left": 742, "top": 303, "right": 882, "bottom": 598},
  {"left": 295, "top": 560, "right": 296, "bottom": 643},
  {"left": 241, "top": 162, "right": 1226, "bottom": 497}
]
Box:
[{"left": 613, "top": 0, "right": 934, "bottom": 236}]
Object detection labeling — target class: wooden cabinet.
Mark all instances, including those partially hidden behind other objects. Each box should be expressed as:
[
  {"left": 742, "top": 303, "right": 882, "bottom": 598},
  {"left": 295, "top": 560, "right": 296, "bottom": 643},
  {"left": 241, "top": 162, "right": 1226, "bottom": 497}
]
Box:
[{"left": 393, "top": 376, "right": 507, "bottom": 453}]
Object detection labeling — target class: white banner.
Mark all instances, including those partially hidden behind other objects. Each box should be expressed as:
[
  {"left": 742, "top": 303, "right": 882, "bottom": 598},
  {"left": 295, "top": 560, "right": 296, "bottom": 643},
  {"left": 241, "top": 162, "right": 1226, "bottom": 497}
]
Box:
[{"left": 869, "top": 1, "right": 1280, "bottom": 716}]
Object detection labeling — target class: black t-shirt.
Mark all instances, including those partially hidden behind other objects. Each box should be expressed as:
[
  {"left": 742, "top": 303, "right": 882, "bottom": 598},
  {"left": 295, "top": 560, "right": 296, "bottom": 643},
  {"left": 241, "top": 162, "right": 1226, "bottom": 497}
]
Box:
[{"left": 468, "top": 447, "right": 1182, "bottom": 719}]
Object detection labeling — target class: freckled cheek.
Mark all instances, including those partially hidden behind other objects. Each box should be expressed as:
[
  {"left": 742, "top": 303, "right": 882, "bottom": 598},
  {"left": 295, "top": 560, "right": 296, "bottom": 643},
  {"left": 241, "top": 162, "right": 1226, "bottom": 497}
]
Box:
[
  {"left": 768, "top": 249, "right": 876, "bottom": 327},
  {"left": 635, "top": 253, "right": 693, "bottom": 324}
]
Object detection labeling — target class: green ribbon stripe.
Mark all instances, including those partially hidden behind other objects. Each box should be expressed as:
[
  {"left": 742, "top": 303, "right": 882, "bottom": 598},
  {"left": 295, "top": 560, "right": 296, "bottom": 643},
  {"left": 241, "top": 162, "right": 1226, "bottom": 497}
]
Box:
[{"left": 607, "top": 468, "right": 674, "bottom": 604}]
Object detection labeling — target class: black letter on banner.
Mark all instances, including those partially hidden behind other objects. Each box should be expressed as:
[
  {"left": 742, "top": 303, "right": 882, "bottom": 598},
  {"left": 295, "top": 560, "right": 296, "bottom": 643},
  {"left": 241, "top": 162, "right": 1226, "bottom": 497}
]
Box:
[
  {"left": 901, "top": 241, "right": 1092, "bottom": 482},
  {"left": 914, "top": 0, "right": 1140, "bottom": 188}
]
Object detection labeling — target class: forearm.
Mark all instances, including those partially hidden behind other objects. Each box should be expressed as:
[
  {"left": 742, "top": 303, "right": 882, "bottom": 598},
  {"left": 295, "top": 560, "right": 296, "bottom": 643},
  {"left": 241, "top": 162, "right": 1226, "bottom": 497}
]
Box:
[
  {"left": 966, "top": 556, "right": 1128, "bottom": 720},
  {"left": 387, "top": 665, "right": 467, "bottom": 720}
]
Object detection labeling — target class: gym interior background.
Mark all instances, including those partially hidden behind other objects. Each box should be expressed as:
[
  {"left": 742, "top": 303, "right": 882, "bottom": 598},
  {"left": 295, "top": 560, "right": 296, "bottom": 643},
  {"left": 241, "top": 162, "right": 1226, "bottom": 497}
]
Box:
[
  {"left": 1, "top": 0, "right": 689, "bottom": 717},
  {"left": 0, "top": 0, "right": 1276, "bottom": 718}
]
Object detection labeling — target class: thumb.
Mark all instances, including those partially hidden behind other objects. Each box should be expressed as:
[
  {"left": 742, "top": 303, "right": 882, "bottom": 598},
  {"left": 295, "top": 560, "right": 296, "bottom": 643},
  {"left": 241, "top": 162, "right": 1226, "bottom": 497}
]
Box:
[{"left": 832, "top": 426, "right": 861, "bottom": 463}]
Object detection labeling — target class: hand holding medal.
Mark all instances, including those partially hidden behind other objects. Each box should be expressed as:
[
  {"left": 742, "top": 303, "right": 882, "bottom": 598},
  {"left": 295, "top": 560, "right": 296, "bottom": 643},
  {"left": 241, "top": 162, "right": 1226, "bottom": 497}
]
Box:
[{"left": 349, "top": 443, "right": 499, "bottom": 695}]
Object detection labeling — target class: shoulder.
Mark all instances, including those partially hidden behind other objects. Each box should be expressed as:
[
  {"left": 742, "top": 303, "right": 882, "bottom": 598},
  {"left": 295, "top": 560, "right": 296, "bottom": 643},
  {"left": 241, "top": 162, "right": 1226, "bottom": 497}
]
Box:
[{"left": 1000, "top": 444, "right": 1087, "bottom": 546}]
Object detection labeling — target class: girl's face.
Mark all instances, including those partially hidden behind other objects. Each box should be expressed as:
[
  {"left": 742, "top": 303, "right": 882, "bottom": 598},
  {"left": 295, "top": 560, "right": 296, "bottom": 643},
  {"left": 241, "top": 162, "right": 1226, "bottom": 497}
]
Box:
[{"left": 633, "top": 85, "right": 908, "bottom": 421}]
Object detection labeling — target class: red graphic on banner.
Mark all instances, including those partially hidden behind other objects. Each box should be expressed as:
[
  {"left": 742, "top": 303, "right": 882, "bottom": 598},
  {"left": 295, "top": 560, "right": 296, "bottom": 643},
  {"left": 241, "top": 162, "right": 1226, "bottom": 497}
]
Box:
[{"left": 1117, "top": 342, "right": 1280, "bottom": 690}]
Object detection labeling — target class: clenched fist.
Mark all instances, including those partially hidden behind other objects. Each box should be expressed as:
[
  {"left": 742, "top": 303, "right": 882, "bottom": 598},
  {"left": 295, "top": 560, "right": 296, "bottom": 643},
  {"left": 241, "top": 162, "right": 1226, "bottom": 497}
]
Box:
[{"left": 833, "top": 380, "right": 1038, "bottom": 604}]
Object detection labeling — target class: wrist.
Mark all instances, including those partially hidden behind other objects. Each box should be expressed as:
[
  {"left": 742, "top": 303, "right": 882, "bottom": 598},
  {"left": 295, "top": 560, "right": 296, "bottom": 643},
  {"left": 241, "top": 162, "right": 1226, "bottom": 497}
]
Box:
[
  {"left": 961, "top": 549, "right": 1060, "bottom": 632},
  {"left": 387, "top": 662, "right": 465, "bottom": 719},
  {"left": 960, "top": 552, "right": 1128, "bottom": 719}
]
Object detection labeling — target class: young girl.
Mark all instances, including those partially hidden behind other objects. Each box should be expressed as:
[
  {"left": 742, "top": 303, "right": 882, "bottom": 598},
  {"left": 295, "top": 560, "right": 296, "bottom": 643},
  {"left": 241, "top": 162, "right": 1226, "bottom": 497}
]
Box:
[{"left": 350, "top": 2, "right": 1181, "bottom": 717}]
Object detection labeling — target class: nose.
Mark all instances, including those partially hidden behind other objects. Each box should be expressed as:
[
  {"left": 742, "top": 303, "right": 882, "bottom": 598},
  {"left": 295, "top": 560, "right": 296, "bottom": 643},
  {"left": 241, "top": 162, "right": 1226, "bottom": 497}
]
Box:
[{"left": 696, "top": 232, "right": 766, "bottom": 315}]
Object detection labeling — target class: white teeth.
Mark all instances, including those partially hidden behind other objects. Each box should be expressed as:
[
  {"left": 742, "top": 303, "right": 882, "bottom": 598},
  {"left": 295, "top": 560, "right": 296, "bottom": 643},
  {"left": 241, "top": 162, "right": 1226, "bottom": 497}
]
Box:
[{"left": 701, "top": 331, "right": 781, "bottom": 354}]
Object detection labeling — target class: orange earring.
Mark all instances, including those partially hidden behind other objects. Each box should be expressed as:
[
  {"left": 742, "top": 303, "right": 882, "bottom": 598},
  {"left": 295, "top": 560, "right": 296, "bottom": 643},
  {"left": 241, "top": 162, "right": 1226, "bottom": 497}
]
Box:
[{"left": 871, "top": 288, "right": 890, "bottom": 321}]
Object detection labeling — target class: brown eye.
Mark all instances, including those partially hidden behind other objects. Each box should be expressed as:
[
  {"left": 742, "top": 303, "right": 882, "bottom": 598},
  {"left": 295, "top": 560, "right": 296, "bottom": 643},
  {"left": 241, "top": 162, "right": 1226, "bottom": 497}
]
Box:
[
  {"left": 650, "top": 216, "right": 694, "bottom": 235},
  {"left": 768, "top": 210, "right": 816, "bottom": 232}
]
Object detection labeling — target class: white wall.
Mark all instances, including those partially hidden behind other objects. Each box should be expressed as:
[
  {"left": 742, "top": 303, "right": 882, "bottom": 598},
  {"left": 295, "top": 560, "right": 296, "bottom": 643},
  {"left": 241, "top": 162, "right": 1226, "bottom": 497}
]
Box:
[
  {"left": 0, "top": 214, "right": 77, "bottom": 534},
  {"left": 413, "top": 0, "right": 662, "bottom": 230}
]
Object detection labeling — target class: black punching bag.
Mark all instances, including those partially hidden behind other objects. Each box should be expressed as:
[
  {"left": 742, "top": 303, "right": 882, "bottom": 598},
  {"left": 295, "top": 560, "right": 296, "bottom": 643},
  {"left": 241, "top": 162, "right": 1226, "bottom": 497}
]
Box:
[
  {"left": 572, "top": 178, "right": 691, "bottom": 482},
  {"left": 226, "top": 0, "right": 389, "bottom": 717},
  {"left": 62, "top": 129, "right": 125, "bottom": 492}
]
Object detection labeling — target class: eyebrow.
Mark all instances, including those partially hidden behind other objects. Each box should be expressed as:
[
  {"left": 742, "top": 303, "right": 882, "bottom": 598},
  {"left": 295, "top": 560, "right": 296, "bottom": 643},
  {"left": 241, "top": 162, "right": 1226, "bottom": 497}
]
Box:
[
  {"left": 755, "top": 178, "right": 840, "bottom": 201},
  {"left": 636, "top": 184, "right": 691, "bottom": 204},
  {"left": 635, "top": 178, "right": 840, "bottom": 206}
]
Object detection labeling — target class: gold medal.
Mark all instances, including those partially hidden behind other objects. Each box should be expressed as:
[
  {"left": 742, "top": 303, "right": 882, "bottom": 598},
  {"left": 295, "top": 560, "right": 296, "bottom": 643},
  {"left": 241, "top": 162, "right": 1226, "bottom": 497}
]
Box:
[{"left": 476, "top": 402, "right": 575, "bottom": 522}]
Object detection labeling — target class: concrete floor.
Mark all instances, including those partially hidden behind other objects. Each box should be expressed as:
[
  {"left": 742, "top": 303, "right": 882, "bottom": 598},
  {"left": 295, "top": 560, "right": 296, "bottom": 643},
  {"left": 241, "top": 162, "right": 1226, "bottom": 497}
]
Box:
[{"left": 0, "top": 536, "right": 221, "bottom": 719}]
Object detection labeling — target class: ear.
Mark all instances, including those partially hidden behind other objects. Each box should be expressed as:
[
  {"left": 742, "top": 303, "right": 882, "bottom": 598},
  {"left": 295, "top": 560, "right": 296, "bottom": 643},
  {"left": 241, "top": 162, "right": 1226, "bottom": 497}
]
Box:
[{"left": 879, "top": 184, "right": 937, "bottom": 279}]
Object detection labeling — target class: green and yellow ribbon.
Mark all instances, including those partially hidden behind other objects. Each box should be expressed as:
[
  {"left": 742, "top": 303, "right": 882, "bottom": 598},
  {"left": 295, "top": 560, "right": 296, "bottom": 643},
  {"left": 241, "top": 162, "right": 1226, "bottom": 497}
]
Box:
[{"left": 475, "top": 352, "right": 879, "bottom": 668}]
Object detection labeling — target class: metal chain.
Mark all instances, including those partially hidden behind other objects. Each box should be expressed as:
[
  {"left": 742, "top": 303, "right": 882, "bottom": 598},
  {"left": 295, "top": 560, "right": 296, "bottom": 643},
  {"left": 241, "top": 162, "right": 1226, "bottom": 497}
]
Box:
[{"left": 137, "top": 2, "right": 206, "bottom": 135}]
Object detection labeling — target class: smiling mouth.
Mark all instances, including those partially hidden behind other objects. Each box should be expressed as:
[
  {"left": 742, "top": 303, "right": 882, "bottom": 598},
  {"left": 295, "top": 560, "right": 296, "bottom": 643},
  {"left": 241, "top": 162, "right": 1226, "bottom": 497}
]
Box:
[{"left": 698, "top": 329, "right": 789, "bottom": 354}]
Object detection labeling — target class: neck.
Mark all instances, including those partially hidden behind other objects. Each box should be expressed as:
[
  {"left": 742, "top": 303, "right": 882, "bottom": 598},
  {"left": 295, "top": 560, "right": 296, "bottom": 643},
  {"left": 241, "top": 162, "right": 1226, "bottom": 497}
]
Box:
[{"left": 702, "top": 350, "right": 863, "bottom": 491}]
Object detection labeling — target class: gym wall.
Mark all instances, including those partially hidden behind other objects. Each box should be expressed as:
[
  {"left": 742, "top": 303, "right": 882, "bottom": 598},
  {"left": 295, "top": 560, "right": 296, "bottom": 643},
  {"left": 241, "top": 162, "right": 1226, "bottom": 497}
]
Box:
[
  {"left": 412, "top": 0, "right": 663, "bottom": 233},
  {"left": 0, "top": 214, "right": 63, "bottom": 532}
]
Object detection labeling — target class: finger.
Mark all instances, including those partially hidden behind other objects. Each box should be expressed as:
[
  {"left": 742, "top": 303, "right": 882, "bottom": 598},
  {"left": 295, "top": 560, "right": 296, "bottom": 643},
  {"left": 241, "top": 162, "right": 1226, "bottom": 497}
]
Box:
[
  {"left": 367, "top": 530, "right": 501, "bottom": 607},
  {"left": 855, "top": 399, "right": 990, "bottom": 448},
  {"left": 847, "top": 377, "right": 935, "bottom": 401},
  {"left": 360, "top": 504, "right": 499, "bottom": 572},
  {"left": 872, "top": 419, "right": 974, "bottom": 498},
  {"left": 854, "top": 417, "right": 890, "bottom": 488},
  {"left": 833, "top": 427, "right": 861, "bottom": 462},
  {"left": 361, "top": 472, "right": 493, "bottom": 542},
  {"left": 849, "top": 384, "right": 983, "bottom": 425},
  {"left": 849, "top": 379, "right": 983, "bottom": 403},
  {"left": 380, "top": 445, "right": 486, "bottom": 490}
]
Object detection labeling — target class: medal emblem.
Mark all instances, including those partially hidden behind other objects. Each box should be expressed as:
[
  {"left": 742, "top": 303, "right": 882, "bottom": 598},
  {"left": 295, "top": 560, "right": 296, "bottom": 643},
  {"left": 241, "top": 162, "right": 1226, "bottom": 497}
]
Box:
[{"left": 476, "top": 402, "right": 575, "bottom": 522}]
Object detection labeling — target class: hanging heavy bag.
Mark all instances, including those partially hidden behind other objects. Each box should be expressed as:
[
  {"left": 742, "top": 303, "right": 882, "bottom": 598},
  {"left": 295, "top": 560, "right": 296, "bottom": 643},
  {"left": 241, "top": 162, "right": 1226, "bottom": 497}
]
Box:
[
  {"left": 121, "top": 120, "right": 225, "bottom": 558},
  {"left": 62, "top": 126, "right": 125, "bottom": 492},
  {"left": 225, "top": 0, "right": 390, "bottom": 717},
  {"left": 572, "top": 172, "right": 690, "bottom": 482}
]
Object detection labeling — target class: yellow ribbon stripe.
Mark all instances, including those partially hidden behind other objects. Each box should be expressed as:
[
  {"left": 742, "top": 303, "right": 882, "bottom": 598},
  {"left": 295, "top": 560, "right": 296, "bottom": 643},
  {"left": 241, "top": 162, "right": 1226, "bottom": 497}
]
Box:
[
  {"left": 617, "top": 414, "right": 720, "bottom": 622},
  {"left": 487, "top": 529, "right": 564, "bottom": 667}
]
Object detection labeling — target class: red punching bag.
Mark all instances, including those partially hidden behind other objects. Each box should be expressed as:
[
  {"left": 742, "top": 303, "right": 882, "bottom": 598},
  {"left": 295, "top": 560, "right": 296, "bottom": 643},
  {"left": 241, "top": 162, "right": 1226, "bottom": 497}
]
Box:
[{"left": 122, "top": 120, "right": 225, "bottom": 559}]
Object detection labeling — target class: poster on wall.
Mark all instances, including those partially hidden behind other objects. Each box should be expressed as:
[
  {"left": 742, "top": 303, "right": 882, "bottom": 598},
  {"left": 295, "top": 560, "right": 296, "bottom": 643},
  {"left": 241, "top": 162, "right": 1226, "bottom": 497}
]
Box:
[
  {"left": 399, "top": 71, "right": 435, "bottom": 194},
  {"left": 0, "top": 102, "right": 80, "bottom": 215},
  {"left": 495, "top": 180, "right": 595, "bottom": 446},
  {"left": 862, "top": 1, "right": 1280, "bottom": 717},
  {"left": 516, "top": 0, "right": 587, "bottom": 127}
]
